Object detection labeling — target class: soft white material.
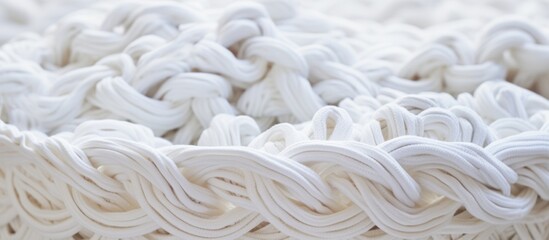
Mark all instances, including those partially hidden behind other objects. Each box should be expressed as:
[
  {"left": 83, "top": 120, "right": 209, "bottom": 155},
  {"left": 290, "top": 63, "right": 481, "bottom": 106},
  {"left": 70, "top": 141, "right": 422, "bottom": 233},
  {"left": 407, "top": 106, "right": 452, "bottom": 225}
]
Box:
[
  {"left": 2, "top": 0, "right": 549, "bottom": 144},
  {"left": 0, "top": 0, "right": 103, "bottom": 43},
  {"left": 2, "top": 81, "right": 549, "bottom": 239},
  {"left": 1, "top": 0, "right": 549, "bottom": 239}
]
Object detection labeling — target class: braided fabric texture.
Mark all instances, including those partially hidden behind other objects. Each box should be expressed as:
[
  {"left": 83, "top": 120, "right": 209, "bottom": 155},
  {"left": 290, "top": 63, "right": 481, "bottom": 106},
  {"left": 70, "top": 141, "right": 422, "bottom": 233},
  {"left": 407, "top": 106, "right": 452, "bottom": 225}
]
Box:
[{"left": 1, "top": 0, "right": 549, "bottom": 239}]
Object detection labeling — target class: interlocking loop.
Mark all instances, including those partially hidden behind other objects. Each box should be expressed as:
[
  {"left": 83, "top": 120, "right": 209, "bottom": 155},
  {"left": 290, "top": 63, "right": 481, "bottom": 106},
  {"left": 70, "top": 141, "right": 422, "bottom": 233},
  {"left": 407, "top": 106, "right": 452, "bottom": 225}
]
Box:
[
  {"left": 3, "top": 1, "right": 549, "bottom": 145},
  {"left": 2, "top": 80, "right": 549, "bottom": 239},
  {"left": 2, "top": 1, "right": 549, "bottom": 239}
]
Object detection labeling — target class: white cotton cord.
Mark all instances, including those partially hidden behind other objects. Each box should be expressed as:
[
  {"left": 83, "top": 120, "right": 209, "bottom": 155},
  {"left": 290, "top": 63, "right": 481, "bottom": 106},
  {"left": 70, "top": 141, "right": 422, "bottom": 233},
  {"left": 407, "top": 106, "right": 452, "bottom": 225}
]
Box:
[
  {"left": 198, "top": 114, "right": 261, "bottom": 146},
  {"left": 3, "top": 1, "right": 549, "bottom": 144},
  {"left": 1, "top": 0, "right": 549, "bottom": 239},
  {"left": 2, "top": 107, "right": 549, "bottom": 239},
  {"left": 2, "top": 80, "right": 549, "bottom": 239},
  {"left": 340, "top": 81, "right": 549, "bottom": 142}
]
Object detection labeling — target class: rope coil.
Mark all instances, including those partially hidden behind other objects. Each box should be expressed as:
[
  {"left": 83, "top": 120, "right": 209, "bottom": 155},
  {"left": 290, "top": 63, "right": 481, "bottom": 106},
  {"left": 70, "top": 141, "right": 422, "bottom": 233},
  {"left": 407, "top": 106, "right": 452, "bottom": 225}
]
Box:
[{"left": 1, "top": 0, "right": 549, "bottom": 239}]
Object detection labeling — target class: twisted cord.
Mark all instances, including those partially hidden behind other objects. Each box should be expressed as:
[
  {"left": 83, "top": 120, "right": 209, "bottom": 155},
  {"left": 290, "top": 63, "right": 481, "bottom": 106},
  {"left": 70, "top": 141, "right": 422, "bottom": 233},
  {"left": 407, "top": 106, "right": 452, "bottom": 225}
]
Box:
[
  {"left": 339, "top": 81, "right": 549, "bottom": 141},
  {"left": 2, "top": 1, "right": 549, "bottom": 239},
  {"left": 2, "top": 97, "right": 549, "bottom": 239},
  {"left": 3, "top": 1, "right": 549, "bottom": 144}
]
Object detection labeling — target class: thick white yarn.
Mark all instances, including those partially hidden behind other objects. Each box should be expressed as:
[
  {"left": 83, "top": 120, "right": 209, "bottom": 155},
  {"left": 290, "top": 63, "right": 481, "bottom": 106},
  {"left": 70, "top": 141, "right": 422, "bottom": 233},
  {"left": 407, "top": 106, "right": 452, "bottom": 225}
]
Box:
[{"left": 1, "top": 0, "right": 549, "bottom": 239}]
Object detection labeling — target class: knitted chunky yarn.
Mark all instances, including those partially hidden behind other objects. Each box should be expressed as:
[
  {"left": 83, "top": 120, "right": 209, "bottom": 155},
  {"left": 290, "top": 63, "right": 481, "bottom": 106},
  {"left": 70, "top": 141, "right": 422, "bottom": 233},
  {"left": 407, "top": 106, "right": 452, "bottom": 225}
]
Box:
[{"left": 1, "top": 0, "right": 549, "bottom": 239}]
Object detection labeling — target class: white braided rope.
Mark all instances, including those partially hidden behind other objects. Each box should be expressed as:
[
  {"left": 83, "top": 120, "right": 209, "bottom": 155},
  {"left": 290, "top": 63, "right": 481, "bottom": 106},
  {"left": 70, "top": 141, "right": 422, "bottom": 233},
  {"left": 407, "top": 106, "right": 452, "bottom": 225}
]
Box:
[
  {"left": 3, "top": 0, "right": 549, "bottom": 141},
  {"left": 2, "top": 81, "right": 549, "bottom": 239},
  {"left": 1, "top": 0, "right": 549, "bottom": 239}
]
